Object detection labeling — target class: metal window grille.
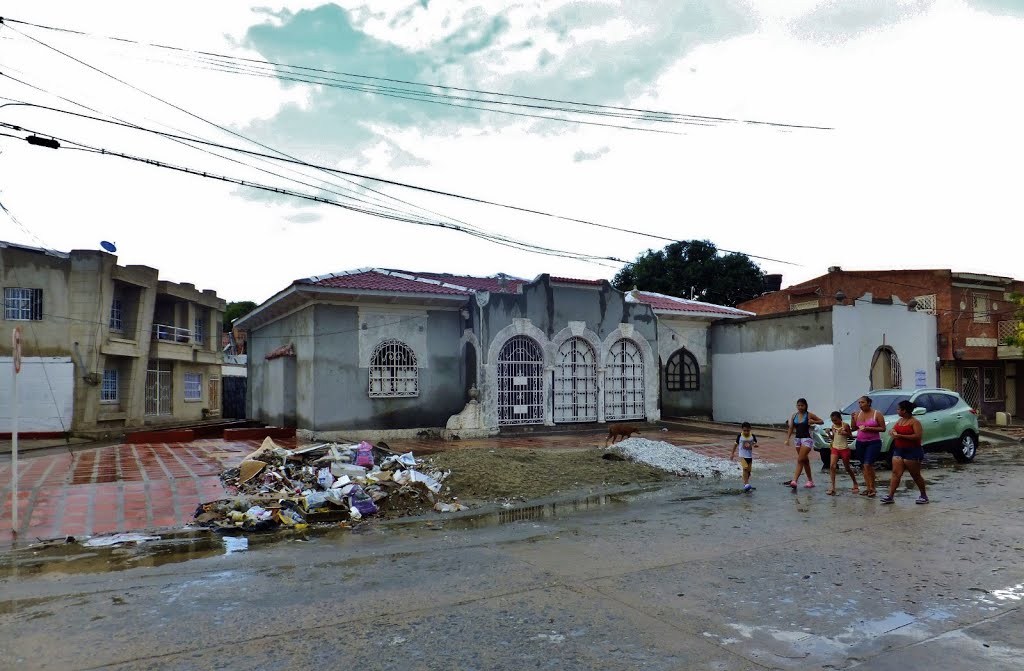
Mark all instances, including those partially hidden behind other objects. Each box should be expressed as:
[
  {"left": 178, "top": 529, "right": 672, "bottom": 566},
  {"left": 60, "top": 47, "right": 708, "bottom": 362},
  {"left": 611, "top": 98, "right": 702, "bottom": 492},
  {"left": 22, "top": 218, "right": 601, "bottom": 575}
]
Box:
[
  {"left": 998, "top": 320, "right": 1021, "bottom": 342},
  {"left": 109, "top": 299, "right": 123, "bottom": 331},
  {"left": 665, "top": 349, "right": 699, "bottom": 391},
  {"left": 184, "top": 372, "right": 202, "bottom": 401},
  {"left": 960, "top": 367, "right": 980, "bottom": 409},
  {"left": 554, "top": 337, "right": 597, "bottom": 423},
  {"left": 194, "top": 317, "right": 205, "bottom": 346},
  {"left": 913, "top": 294, "right": 937, "bottom": 315},
  {"left": 369, "top": 340, "right": 419, "bottom": 398},
  {"left": 889, "top": 350, "right": 902, "bottom": 389},
  {"left": 973, "top": 295, "right": 990, "bottom": 323},
  {"left": 101, "top": 369, "right": 118, "bottom": 402},
  {"left": 497, "top": 336, "right": 544, "bottom": 425},
  {"left": 871, "top": 347, "right": 902, "bottom": 389},
  {"left": 3, "top": 287, "right": 42, "bottom": 321},
  {"left": 208, "top": 377, "right": 222, "bottom": 416},
  {"left": 605, "top": 338, "right": 645, "bottom": 421},
  {"left": 983, "top": 367, "right": 1004, "bottom": 402},
  {"left": 145, "top": 361, "right": 173, "bottom": 415}
]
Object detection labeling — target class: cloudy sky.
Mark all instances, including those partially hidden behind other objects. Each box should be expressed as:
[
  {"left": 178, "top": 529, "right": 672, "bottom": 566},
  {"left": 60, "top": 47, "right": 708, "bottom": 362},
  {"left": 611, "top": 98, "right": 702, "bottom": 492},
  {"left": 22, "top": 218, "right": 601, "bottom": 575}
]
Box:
[{"left": 0, "top": 0, "right": 1021, "bottom": 303}]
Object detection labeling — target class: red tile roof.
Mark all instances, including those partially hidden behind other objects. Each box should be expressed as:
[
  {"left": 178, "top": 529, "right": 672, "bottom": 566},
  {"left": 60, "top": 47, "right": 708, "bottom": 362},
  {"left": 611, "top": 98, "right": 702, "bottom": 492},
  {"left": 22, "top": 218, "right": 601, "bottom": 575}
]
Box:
[
  {"left": 300, "top": 268, "right": 526, "bottom": 295},
  {"left": 631, "top": 291, "right": 753, "bottom": 317}
]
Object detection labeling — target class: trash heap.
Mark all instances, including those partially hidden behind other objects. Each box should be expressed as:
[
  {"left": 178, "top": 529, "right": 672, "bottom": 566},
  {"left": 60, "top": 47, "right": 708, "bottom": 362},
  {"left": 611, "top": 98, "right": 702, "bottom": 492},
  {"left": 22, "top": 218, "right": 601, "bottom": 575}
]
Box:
[{"left": 193, "top": 438, "right": 467, "bottom": 532}]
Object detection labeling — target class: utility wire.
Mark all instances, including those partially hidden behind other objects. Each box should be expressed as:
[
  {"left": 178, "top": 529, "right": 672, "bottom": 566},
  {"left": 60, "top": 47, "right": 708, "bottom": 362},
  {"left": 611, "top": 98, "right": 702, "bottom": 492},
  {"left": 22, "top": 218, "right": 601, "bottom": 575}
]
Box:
[
  {"left": 1, "top": 22, "right": 503, "bottom": 245},
  {"left": 0, "top": 101, "right": 801, "bottom": 267},
  {"left": 0, "top": 125, "right": 623, "bottom": 266},
  {"left": 0, "top": 16, "right": 833, "bottom": 132}
]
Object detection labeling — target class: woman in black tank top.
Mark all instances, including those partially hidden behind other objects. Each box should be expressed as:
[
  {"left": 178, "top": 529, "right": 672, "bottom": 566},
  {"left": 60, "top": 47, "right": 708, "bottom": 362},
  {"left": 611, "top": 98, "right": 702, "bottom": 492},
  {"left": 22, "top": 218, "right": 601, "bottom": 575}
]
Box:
[{"left": 785, "top": 398, "right": 824, "bottom": 489}]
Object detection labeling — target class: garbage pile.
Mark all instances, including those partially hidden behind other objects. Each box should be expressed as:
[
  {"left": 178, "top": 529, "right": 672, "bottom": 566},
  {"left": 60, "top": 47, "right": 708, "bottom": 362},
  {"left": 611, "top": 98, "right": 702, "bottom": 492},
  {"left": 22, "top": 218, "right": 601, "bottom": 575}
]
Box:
[{"left": 193, "top": 438, "right": 467, "bottom": 532}]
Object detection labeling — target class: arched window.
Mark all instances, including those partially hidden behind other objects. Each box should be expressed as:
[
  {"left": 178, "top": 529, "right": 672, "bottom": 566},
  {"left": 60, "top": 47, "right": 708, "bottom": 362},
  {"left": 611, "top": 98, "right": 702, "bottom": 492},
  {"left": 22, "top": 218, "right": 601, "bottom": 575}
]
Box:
[
  {"left": 870, "top": 346, "right": 902, "bottom": 390},
  {"left": 369, "top": 340, "right": 418, "bottom": 397},
  {"left": 605, "top": 338, "right": 645, "bottom": 421},
  {"left": 666, "top": 349, "right": 699, "bottom": 391}
]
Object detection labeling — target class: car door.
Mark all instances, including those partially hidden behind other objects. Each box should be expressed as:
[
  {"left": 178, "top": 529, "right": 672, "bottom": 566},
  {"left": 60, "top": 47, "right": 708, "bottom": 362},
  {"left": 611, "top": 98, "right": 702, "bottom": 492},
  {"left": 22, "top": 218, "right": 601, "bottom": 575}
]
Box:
[
  {"left": 927, "top": 393, "right": 960, "bottom": 447},
  {"left": 913, "top": 395, "right": 950, "bottom": 448}
]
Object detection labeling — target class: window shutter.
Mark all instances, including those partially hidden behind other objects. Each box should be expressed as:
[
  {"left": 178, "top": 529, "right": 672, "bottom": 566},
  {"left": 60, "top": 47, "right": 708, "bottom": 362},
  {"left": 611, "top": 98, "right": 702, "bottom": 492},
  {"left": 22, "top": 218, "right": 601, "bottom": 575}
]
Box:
[{"left": 32, "top": 289, "right": 43, "bottom": 321}]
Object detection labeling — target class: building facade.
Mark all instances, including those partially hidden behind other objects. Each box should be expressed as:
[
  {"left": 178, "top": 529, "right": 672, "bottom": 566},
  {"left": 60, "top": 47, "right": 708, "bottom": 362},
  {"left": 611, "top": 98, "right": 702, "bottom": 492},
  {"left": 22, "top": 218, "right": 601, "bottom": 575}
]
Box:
[
  {"left": 711, "top": 297, "right": 938, "bottom": 424},
  {"left": 0, "top": 241, "right": 226, "bottom": 437},
  {"left": 238, "top": 269, "right": 749, "bottom": 439},
  {"left": 738, "top": 268, "right": 1023, "bottom": 420}
]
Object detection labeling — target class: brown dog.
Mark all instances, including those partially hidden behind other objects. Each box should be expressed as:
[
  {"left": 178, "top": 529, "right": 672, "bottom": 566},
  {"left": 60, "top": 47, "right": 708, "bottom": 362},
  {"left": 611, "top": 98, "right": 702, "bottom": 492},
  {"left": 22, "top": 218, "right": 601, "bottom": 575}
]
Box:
[{"left": 605, "top": 423, "right": 641, "bottom": 446}]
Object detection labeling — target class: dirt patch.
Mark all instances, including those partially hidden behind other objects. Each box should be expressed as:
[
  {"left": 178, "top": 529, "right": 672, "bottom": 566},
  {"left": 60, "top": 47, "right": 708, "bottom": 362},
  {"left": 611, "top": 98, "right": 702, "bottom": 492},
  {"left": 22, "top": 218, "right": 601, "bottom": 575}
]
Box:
[{"left": 425, "top": 447, "right": 674, "bottom": 502}]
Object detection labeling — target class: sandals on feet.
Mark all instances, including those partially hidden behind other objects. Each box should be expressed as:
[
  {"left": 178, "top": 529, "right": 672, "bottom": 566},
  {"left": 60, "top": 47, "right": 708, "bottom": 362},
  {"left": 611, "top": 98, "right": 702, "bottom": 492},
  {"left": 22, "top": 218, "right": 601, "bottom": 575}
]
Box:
[
  {"left": 851, "top": 487, "right": 861, "bottom": 494},
  {"left": 826, "top": 489, "right": 836, "bottom": 496},
  {"left": 866, "top": 490, "right": 877, "bottom": 498}
]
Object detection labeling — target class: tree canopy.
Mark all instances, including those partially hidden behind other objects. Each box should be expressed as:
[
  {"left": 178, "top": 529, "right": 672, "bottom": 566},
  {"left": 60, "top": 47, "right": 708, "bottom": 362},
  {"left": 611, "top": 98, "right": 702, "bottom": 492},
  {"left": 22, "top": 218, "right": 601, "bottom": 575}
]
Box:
[
  {"left": 611, "top": 240, "right": 766, "bottom": 307},
  {"left": 223, "top": 301, "right": 258, "bottom": 331}
]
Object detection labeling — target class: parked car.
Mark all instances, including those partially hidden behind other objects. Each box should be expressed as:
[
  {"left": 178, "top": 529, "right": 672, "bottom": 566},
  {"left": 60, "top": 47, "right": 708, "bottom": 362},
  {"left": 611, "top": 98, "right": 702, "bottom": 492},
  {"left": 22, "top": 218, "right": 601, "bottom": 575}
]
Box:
[{"left": 813, "top": 388, "right": 980, "bottom": 467}]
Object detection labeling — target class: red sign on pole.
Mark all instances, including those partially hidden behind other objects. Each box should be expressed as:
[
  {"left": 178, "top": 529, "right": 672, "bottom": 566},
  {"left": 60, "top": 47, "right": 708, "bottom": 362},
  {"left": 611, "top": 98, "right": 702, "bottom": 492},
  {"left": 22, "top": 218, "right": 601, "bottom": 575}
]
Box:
[{"left": 12, "top": 326, "right": 21, "bottom": 374}]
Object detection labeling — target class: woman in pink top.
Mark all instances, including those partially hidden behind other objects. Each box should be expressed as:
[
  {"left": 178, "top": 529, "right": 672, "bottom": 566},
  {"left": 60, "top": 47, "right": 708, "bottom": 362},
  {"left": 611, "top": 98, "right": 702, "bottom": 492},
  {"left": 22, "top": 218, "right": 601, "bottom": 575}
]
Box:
[{"left": 851, "top": 396, "right": 886, "bottom": 498}]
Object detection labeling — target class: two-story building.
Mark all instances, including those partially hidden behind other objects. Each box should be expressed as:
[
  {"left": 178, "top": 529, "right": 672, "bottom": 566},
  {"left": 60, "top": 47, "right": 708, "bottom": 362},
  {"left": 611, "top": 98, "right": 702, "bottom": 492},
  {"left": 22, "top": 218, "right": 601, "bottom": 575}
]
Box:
[
  {"left": 738, "top": 268, "right": 1024, "bottom": 420},
  {"left": 0, "top": 241, "right": 226, "bottom": 438}
]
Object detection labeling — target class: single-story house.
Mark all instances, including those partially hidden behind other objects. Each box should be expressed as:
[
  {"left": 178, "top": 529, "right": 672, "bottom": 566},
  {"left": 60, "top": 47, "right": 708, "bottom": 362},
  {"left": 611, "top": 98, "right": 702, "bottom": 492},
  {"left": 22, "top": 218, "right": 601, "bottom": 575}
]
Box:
[{"left": 236, "top": 268, "right": 750, "bottom": 439}]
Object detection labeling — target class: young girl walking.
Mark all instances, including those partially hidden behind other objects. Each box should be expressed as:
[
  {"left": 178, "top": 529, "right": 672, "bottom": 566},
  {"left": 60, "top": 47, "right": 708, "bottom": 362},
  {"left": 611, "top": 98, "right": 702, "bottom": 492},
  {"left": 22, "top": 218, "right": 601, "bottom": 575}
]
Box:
[
  {"left": 785, "top": 398, "right": 824, "bottom": 489},
  {"left": 826, "top": 411, "right": 859, "bottom": 495}
]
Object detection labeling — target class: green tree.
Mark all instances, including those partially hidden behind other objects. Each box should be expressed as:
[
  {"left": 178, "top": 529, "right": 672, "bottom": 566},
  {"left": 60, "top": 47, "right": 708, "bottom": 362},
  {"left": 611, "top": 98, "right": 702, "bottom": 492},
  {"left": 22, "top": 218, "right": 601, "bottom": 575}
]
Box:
[
  {"left": 223, "top": 301, "right": 258, "bottom": 331},
  {"left": 611, "top": 240, "right": 765, "bottom": 307}
]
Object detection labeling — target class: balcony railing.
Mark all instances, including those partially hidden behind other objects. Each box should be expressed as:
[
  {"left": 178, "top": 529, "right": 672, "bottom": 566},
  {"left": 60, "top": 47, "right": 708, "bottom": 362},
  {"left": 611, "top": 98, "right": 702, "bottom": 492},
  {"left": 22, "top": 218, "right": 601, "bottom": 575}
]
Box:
[
  {"left": 998, "top": 320, "right": 1021, "bottom": 343},
  {"left": 153, "top": 324, "right": 192, "bottom": 343}
]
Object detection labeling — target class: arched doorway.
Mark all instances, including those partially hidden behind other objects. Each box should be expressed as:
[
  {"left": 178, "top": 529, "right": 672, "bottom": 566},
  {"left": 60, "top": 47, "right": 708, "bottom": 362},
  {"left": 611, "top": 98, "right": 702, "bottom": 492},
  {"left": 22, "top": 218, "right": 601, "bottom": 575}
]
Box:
[
  {"left": 605, "top": 338, "right": 645, "bottom": 421},
  {"left": 554, "top": 337, "right": 597, "bottom": 423},
  {"left": 497, "top": 336, "right": 544, "bottom": 425},
  {"left": 870, "top": 346, "right": 903, "bottom": 390}
]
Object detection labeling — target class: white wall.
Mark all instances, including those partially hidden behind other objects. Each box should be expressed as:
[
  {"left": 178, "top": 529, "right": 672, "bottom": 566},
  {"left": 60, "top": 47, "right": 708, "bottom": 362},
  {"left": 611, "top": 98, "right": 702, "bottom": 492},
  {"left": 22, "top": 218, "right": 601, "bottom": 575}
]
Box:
[
  {"left": 832, "top": 301, "right": 938, "bottom": 408},
  {"left": 0, "top": 357, "right": 74, "bottom": 432},
  {"left": 712, "top": 345, "right": 836, "bottom": 424}
]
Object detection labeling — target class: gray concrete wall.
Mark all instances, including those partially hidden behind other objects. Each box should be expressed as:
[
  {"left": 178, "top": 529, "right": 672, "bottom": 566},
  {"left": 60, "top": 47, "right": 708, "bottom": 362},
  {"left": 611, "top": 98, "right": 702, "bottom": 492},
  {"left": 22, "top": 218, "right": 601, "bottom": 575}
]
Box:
[
  {"left": 247, "top": 307, "right": 312, "bottom": 426},
  {"left": 311, "top": 304, "right": 467, "bottom": 431},
  {"left": 657, "top": 316, "right": 712, "bottom": 418}
]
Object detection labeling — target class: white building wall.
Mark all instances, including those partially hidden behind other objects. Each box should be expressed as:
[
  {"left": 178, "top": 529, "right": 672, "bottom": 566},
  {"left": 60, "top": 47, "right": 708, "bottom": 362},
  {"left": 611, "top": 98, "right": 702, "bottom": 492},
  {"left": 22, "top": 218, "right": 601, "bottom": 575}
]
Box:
[
  {"left": 712, "top": 345, "right": 836, "bottom": 424},
  {"left": 831, "top": 300, "right": 938, "bottom": 406},
  {"left": 0, "top": 357, "right": 74, "bottom": 432}
]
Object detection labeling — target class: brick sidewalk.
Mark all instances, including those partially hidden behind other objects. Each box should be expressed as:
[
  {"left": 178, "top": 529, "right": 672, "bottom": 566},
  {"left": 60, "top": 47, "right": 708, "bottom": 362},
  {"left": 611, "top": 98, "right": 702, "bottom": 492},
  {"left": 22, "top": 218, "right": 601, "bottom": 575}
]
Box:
[
  {"left": 0, "top": 430, "right": 796, "bottom": 546},
  {"left": 0, "top": 439, "right": 264, "bottom": 544}
]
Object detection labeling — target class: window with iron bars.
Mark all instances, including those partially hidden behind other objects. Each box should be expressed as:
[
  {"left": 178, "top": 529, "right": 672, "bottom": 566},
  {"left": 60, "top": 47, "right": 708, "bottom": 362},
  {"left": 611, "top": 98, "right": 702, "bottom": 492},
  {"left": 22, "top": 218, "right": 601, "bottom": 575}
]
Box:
[
  {"left": 109, "top": 299, "right": 124, "bottom": 332},
  {"left": 983, "top": 367, "right": 1003, "bottom": 402},
  {"left": 184, "top": 372, "right": 203, "bottom": 401},
  {"left": 4, "top": 287, "right": 43, "bottom": 321},
  {"left": 101, "top": 369, "right": 119, "bottom": 403},
  {"left": 913, "top": 294, "right": 937, "bottom": 315},
  {"left": 665, "top": 348, "right": 700, "bottom": 391},
  {"left": 369, "top": 340, "right": 418, "bottom": 397}
]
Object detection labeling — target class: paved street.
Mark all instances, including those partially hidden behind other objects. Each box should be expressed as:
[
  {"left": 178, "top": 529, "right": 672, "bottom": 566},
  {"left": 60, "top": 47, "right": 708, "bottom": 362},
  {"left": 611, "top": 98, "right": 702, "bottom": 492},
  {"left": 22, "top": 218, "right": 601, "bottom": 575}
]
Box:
[{"left": 1, "top": 441, "right": 1021, "bottom": 670}]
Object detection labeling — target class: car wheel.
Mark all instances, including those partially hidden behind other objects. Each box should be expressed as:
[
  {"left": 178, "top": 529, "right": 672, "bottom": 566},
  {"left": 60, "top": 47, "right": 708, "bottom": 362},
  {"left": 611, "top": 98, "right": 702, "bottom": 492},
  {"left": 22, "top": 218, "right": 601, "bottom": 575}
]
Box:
[{"left": 952, "top": 431, "right": 978, "bottom": 463}]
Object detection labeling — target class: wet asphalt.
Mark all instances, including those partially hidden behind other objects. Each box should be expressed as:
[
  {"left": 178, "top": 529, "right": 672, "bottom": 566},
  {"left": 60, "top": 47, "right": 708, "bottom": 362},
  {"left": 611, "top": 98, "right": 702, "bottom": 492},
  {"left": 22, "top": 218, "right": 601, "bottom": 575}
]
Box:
[{"left": 1, "top": 443, "right": 1022, "bottom": 670}]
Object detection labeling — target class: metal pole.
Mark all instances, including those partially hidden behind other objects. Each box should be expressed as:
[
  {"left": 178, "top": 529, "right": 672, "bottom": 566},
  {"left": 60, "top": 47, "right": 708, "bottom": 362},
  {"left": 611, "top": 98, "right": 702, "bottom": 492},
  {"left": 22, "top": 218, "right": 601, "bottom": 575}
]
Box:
[{"left": 11, "top": 360, "right": 18, "bottom": 536}]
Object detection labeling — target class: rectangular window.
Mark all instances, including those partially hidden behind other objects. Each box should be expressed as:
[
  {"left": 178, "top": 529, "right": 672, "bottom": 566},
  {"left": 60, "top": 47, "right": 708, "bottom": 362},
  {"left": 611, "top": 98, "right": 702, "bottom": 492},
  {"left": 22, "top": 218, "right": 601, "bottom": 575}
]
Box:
[
  {"left": 194, "top": 315, "right": 205, "bottom": 346},
  {"left": 913, "top": 294, "right": 937, "bottom": 315},
  {"left": 983, "top": 367, "right": 1003, "bottom": 402},
  {"left": 974, "top": 295, "right": 990, "bottom": 323},
  {"left": 3, "top": 287, "right": 43, "bottom": 321},
  {"left": 184, "top": 372, "right": 202, "bottom": 401},
  {"left": 101, "top": 369, "right": 119, "bottom": 403},
  {"left": 110, "top": 299, "right": 123, "bottom": 332}
]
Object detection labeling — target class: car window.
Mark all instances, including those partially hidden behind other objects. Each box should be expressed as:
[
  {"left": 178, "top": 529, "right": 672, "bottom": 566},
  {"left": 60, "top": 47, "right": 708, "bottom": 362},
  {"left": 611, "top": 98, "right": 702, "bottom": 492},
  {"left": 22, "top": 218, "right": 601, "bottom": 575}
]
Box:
[
  {"left": 932, "top": 394, "right": 958, "bottom": 411},
  {"left": 915, "top": 394, "right": 941, "bottom": 412},
  {"left": 843, "top": 395, "right": 911, "bottom": 416}
]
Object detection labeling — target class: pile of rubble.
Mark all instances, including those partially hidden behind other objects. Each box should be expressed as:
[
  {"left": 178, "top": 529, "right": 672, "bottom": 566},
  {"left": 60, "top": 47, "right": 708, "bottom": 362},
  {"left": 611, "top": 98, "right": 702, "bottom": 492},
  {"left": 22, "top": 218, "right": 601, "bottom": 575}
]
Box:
[
  {"left": 609, "top": 437, "right": 773, "bottom": 478},
  {"left": 193, "top": 438, "right": 467, "bottom": 532}
]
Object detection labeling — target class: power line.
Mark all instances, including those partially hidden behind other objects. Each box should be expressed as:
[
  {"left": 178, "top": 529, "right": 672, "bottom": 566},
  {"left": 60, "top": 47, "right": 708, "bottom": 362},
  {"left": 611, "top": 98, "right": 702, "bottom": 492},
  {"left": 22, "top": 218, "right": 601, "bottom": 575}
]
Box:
[
  {"left": 0, "top": 16, "right": 834, "bottom": 132},
  {"left": 0, "top": 124, "right": 624, "bottom": 266},
  {"left": 0, "top": 102, "right": 801, "bottom": 267},
  {"left": 0, "top": 22, "right": 508, "bottom": 247}
]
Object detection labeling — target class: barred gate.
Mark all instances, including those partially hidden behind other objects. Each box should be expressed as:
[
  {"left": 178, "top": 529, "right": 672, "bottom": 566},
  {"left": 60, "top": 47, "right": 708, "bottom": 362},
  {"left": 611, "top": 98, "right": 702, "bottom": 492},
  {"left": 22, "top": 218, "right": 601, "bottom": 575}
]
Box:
[
  {"left": 605, "top": 338, "right": 645, "bottom": 421},
  {"left": 554, "top": 337, "right": 597, "bottom": 423},
  {"left": 497, "top": 336, "right": 545, "bottom": 425},
  {"left": 145, "top": 361, "right": 173, "bottom": 416},
  {"left": 960, "top": 367, "right": 981, "bottom": 409}
]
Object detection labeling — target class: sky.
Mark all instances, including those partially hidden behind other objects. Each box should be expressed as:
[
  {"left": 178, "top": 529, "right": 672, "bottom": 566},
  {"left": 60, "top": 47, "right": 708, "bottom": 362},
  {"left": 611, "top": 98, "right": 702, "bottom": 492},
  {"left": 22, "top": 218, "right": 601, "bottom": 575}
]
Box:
[{"left": 0, "top": 0, "right": 1021, "bottom": 304}]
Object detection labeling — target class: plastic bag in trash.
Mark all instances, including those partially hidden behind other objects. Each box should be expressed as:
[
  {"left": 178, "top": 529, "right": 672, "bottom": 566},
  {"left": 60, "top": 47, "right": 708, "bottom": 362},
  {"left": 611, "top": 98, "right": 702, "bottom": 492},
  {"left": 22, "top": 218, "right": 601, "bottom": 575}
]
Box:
[
  {"left": 355, "top": 441, "right": 375, "bottom": 468},
  {"left": 407, "top": 469, "right": 443, "bottom": 494},
  {"left": 304, "top": 491, "right": 331, "bottom": 510},
  {"left": 434, "top": 502, "right": 468, "bottom": 513},
  {"left": 317, "top": 467, "right": 334, "bottom": 489},
  {"left": 244, "top": 506, "right": 273, "bottom": 522},
  {"left": 348, "top": 485, "right": 379, "bottom": 516}
]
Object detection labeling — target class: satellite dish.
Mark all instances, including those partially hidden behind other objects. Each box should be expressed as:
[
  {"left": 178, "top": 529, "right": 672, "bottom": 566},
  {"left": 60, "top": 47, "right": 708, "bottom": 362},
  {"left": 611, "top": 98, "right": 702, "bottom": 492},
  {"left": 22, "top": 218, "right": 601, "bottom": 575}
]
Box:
[{"left": 100, "top": 241, "right": 117, "bottom": 253}]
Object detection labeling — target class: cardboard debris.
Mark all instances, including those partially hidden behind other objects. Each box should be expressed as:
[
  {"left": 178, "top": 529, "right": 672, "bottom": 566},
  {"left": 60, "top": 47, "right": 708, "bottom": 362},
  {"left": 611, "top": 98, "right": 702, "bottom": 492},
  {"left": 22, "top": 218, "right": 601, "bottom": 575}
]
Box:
[{"left": 193, "top": 437, "right": 463, "bottom": 533}]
